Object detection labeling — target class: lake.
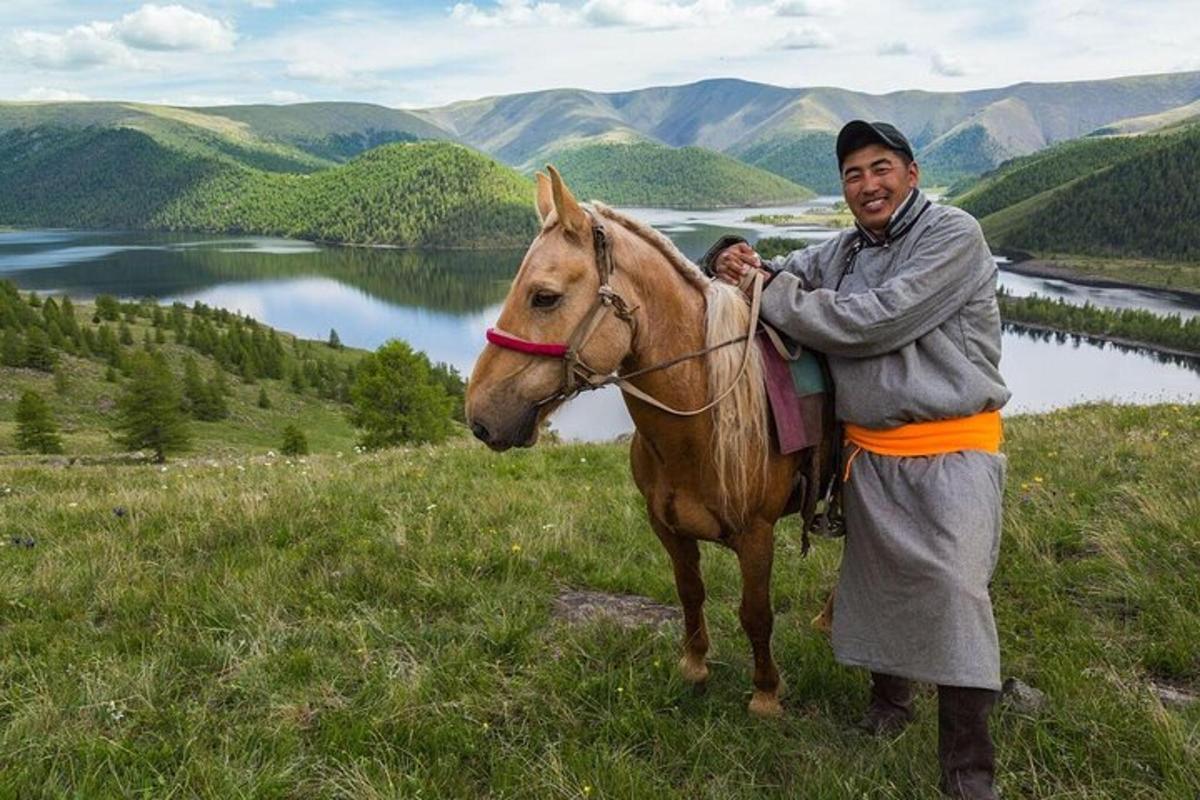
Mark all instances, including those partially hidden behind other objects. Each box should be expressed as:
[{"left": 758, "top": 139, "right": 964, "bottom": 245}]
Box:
[{"left": 1, "top": 204, "right": 1198, "bottom": 441}]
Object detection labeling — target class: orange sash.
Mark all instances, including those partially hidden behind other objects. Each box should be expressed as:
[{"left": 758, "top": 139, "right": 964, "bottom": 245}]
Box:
[{"left": 842, "top": 410, "right": 1003, "bottom": 480}]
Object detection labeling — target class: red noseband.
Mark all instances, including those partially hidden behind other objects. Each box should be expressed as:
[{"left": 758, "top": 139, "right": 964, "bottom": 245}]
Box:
[{"left": 485, "top": 327, "right": 569, "bottom": 358}]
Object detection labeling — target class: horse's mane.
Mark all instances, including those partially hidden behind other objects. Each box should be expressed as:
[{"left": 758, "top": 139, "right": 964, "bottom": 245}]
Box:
[{"left": 589, "top": 203, "right": 771, "bottom": 527}]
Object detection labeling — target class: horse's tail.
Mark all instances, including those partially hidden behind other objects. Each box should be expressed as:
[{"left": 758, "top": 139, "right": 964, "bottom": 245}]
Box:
[{"left": 704, "top": 280, "right": 770, "bottom": 529}]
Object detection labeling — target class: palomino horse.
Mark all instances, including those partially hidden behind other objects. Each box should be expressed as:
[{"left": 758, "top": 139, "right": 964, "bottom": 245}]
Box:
[{"left": 467, "top": 168, "right": 834, "bottom": 717}]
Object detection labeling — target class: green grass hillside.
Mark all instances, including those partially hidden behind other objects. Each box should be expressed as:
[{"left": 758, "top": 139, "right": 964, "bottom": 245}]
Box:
[
  {"left": 546, "top": 141, "right": 814, "bottom": 208},
  {"left": 950, "top": 135, "right": 1168, "bottom": 220},
  {"left": 0, "top": 127, "right": 539, "bottom": 248},
  {"left": 979, "top": 125, "right": 1200, "bottom": 262},
  {"left": 0, "top": 403, "right": 1197, "bottom": 797},
  {"left": 730, "top": 131, "right": 841, "bottom": 195}
]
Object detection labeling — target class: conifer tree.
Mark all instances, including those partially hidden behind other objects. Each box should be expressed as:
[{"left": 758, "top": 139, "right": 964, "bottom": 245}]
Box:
[
  {"left": 1, "top": 328, "right": 22, "bottom": 367},
  {"left": 328, "top": 328, "right": 342, "bottom": 349},
  {"left": 348, "top": 340, "right": 454, "bottom": 448},
  {"left": 281, "top": 423, "right": 309, "bottom": 456},
  {"left": 114, "top": 351, "right": 190, "bottom": 463},
  {"left": 22, "top": 326, "right": 56, "bottom": 371},
  {"left": 257, "top": 385, "right": 272, "bottom": 409},
  {"left": 15, "top": 390, "right": 63, "bottom": 454}
]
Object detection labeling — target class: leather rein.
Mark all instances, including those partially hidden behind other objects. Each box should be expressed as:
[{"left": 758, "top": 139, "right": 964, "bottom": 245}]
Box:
[{"left": 484, "top": 209, "right": 765, "bottom": 416}]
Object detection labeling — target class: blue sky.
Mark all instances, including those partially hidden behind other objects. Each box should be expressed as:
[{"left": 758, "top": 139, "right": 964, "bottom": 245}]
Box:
[{"left": 2, "top": 1, "right": 1197, "bottom": 108}]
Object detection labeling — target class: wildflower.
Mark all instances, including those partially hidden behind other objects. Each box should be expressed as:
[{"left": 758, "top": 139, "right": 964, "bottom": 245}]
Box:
[
  {"left": 68, "top": 501, "right": 78, "bottom": 508},
  {"left": 161, "top": 484, "right": 168, "bottom": 490},
  {"left": 510, "top": 543, "right": 521, "bottom": 553},
  {"left": 482, "top": 722, "right": 490, "bottom": 731},
  {"left": 579, "top": 457, "right": 587, "bottom": 463},
  {"left": 542, "top": 523, "right": 554, "bottom": 530},
  {"left": 617, "top": 686, "right": 624, "bottom": 694},
  {"left": 159, "top": 466, "right": 168, "bottom": 473},
  {"left": 583, "top": 786, "right": 592, "bottom": 796},
  {"left": 1033, "top": 476, "right": 1044, "bottom": 483},
  {"left": 426, "top": 504, "right": 438, "bottom": 511},
  {"left": 237, "top": 465, "right": 245, "bottom": 472}
]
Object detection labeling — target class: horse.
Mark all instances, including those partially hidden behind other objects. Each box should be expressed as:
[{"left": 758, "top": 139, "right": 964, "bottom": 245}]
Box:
[{"left": 466, "top": 167, "right": 835, "bottom": 717}]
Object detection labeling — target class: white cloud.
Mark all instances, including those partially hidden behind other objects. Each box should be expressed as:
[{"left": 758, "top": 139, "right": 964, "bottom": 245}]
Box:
[
  {"left": 877, "top": 41, "right": 912, "bottom": 56},
  {"left": 10, "top": 23, "right": 135, "bottom": 70},
  {"left": 114, "top": 4, "right": 236, "bottom": 52},
  {"left": 931, "top": 51, "right": 967, "bottom": 76},
  {"left": 771, "top": 0, "right": 842, "bottom": 16},
  {"left": 284, "top": 60, "right": 388, "bottom": 90},
  {"left": 776, "top": 23, "right": 834, "bottom": 49},
  {"left": 451, "top": 0, "right": 574, "bottom": 27},
  {"left": 582, "top": 0, "right": 731, "bottom": 28},
  {"left": 268, "top": 89, "right": 308, "bottom": 103},
  {"left": 18, "top": 86, "right": 91, "bottom": 101},
  {"left": 248, "top": 0, "right": 278, "bottom": 7}
]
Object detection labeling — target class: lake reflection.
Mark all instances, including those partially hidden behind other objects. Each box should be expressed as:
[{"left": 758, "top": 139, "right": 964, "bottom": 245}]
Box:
[{"left": 1, "top": 221, "right": 1198, "bottom": 442}]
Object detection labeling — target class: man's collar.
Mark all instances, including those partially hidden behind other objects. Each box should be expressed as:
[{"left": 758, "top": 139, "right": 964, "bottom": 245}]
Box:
[{"left": 855, "top": 188, "right": 924, "bottom": 246}]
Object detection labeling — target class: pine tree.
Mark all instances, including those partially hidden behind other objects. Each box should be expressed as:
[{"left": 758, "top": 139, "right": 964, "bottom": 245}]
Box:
[
  {"left": 1, "top": 328, "right": 22, "bottom": 367},
  {"left": 22, "top": 326, "right": 56, "bottom": 371},
  {"left": 348, "top": 340, "right": 455, "bottom": 449},
  {"left": 114, "top": 351, "right": 190, "bottom": 463},
  {"left": 15, "top": 390, "right": 63, "bottom": 454},
  {"left": 257, "top": 385, "right": 272, "bottom": 409},
  {"left": 119, "top": 322, "right": 134, "bottom": 346},
  {"left": 53, "top": 365, "right": 70, "bottom": 395},
  {"left": 328, "top": 328, "right": 342, "bottom": 349},
  {"left": 281, "top": 423, "right": 309, "bottom": 456}
]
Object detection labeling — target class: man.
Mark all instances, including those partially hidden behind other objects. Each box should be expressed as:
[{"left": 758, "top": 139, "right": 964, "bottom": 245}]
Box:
[{"left": 703, "top": 121, "right": 1009, "bottom": 800}]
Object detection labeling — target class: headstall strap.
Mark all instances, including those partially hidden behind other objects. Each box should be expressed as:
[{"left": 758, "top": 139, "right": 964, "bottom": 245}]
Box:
[{"left": 488, "top": 206, "right": 759, "bottom": 415}]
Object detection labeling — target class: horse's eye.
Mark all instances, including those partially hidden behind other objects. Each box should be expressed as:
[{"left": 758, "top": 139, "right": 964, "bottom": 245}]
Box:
[{"left": 531, "top": 291, "right": 562, "bottom": 309}]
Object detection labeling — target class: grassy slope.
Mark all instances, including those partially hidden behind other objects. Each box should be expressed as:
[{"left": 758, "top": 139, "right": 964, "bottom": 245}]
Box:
[
  {"left": 730, "top": 131, "right": 841, "bottom": 196},
  {"left": 0, "top": 404, "right": 1197, "bottom": 797},
  {"left": 979, "top": 125, "right": 1200, "bottom": 264},
  {"left": 545, "top": 141, "right": 814, "bottom": 208},
  {"left": 0, "top": 301, "right": 362, "bottom": 458},
  {"left": 951, "top": 135, "right": 1167, "bottom": 220}
]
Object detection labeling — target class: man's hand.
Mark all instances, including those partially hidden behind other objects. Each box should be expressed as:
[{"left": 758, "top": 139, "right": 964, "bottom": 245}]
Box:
[{"left": 713, "top": 242, "right": 762, "bottom": 285}]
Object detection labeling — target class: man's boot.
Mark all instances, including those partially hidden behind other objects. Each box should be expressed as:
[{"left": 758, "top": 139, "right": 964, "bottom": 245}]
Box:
[
  {"left": 937, "top": 685, "right": 999, "bottom": 799},
  {"left": 856, "top": 672, "right": 915, "bottom": 735}
]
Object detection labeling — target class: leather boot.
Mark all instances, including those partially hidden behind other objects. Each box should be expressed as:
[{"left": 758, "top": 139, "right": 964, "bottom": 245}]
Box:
[
  {"left": 855, "top": 672, "right": 915, "bottom": 735},
  {"left": 937, "top": 685, "right": 999, "bottom": 799}
]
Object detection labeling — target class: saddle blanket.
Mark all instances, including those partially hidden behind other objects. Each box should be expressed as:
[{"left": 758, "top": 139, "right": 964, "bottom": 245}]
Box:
[{"left": 757, "top": 330, "right": 827, "bottom": 455}]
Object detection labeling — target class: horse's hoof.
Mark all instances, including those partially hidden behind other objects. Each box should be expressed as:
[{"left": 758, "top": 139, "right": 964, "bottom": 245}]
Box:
[
  {"left": 678, "top": 655, "right": 709, "bottom": 685},
  {"left": 748, "top": 690, "right": 784, "bottom": 718}
]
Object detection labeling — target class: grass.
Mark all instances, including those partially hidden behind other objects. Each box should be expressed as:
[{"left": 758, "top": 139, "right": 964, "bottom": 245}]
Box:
[
  {"left": 745, "top": 211, "right": 854, "bottom": 229},
  {"left": 1011, "top": 254, "right": 1200, "bottom": 294},
  {"left": 0, "top": 301, "right": 361, "bottom": 459},
  {"left": 0, "top": 403, "right": 1198, "bottom": 797}
]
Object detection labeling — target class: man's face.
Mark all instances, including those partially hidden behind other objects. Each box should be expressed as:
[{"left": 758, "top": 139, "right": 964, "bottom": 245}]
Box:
[{"left": 840, "top": 143, "right": 920, "bottom": 234}]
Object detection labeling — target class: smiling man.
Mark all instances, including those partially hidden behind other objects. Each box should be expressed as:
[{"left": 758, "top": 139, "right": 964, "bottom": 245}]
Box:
[{"left": 703, "top": 121, "right": 1010, "bottom": 800}]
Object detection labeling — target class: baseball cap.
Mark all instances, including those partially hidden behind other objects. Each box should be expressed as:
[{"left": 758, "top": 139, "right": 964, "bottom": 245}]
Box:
[{"left": 836, "top": 120, "right": 915, "bottom": 167}]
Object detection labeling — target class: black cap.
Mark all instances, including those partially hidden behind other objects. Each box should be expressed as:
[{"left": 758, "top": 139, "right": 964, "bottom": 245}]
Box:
[{"left": 836, "top": 120, "right": 915, "bottom": 167}]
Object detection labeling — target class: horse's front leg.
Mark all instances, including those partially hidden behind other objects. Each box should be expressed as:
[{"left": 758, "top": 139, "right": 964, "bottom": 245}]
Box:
[
  {"left": 649, "top": 516, "right": 710, "bottom": 686},
  {"left": 734, "top": 521, "right": 784, "bottom": 717}
]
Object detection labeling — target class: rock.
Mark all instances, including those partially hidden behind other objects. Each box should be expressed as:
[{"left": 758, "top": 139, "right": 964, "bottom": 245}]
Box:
[
  {"left": 9, "top": 536, "right": 35, "bottom": 549},
  {"left": 552, "top": 589, "right": 680, "bottom": 630},
  {"left": 1001, "top": 677, "right": 1048, "bottom": 714},
  {"left": 1150, "top": 681, "right": 1197, "bottom": 709}
]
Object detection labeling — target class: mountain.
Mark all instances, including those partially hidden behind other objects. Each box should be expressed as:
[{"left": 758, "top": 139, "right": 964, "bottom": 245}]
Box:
[
  {"left": 0, "top": 127, "right": 538, "bottom": 248},
  {"left": 542, "top": 141, "right": 813, "bottom": 208},
  {"left": 417, "top": 71, "right": 1200, "bottom": 184},
  {"left": 973, "top": 124, "right": 1200, "bottom": 262}
]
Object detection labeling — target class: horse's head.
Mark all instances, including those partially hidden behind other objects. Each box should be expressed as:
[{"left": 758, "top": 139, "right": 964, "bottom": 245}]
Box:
[{"left": 466, "top": 167, "right": 635, "bottom": 451}]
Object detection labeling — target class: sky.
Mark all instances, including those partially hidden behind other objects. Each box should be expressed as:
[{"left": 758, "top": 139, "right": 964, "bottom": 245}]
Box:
[{"left": 2, "top": 0, "right": 1198, "bottom": 109}]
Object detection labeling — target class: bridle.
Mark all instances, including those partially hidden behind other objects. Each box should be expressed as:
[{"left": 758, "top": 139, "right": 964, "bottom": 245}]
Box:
[{"left": 484, "top": 208, "right": 764, "bottom": 416}]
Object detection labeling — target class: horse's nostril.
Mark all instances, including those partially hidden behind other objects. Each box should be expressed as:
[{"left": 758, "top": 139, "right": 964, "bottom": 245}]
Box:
[{"left": 471, "top": 421, "right": 490, "bottom": 443}]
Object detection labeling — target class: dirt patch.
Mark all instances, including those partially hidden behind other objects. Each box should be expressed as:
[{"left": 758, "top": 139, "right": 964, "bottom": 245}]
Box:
[{"left": 552, "top": 589, "right": 680, "bottom": 630}]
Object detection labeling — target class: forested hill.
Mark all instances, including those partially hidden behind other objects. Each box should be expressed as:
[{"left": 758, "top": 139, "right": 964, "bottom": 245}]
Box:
[
  {"left": 949, "top": 134, "right": 1169, "bottom": 220},
  {"left": 976, "top": 124, "right": 1200, "bottom": 262},
  {"left": 544, "top": 141, "right": 813, "bottom": 208},
  {"left": 0, "top": 127, "right": 539, "bottom": 248}
]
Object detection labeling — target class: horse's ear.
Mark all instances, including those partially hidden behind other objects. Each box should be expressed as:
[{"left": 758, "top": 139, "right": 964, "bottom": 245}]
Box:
[
  {"left": 546, "top": 164, "right": 587, "bottom": 239},
  {"left": 534, "top": 171, "right": 553, "bottom": 223}
]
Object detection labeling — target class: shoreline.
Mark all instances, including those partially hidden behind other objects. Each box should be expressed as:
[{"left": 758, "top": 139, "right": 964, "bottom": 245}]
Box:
[
  {"left": 998, "top": 257, "right": 1200, "bottom": 304},
  {"left": 1002, "top": 319, "right": 1200, "bottom": 362}
]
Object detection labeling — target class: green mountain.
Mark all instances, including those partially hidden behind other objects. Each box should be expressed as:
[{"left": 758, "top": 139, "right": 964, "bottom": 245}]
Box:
[
  {"left": 730, "top": 131, "right": 840, "bottom": 195},
  {"left": 545, "top": 141, "right": 813, "bottom": 208},
  {"left": 950, "top": 134, "right": 1168, "bottom": 220},
  {"left": 0, "top": 127, "right": 538, "bottom": 248},
  {"left": 197, "top": 102, "right": 450, "bottom": 161},
  {"left": 977, "top": 125, "right": 1200, "bottom": 262}
]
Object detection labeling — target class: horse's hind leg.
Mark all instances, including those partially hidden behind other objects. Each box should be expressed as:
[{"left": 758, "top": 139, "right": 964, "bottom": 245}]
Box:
[
  {"left": 650, "top": 517, "right": 710, "bottom": 685},
  {"left": 734, "top": 522, "right": 784, "bottom": 718}
]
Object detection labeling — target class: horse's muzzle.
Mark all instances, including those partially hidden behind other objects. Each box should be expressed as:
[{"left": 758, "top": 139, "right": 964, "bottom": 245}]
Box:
[{"left": 468, "top": 403, "right": 541, "bottom": 451}]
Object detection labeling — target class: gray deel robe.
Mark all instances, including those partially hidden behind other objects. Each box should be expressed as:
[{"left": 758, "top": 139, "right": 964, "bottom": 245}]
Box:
[{"left": 708, "top": 189, "right": 1011, "bottom": 689}]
